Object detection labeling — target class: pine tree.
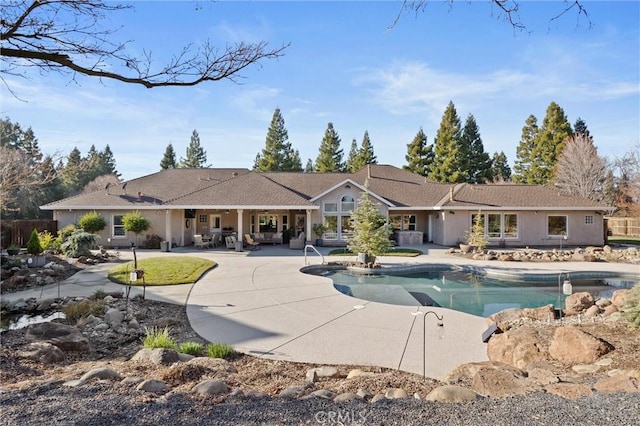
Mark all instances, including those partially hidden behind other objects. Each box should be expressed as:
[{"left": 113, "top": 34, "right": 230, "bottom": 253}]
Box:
[
  {"left": 403, "top": 127, "right": 434, "bottom": 177},
  {"left": 160, "top": 143, "right": 178, "bottom": 169},
  {"left": 304, "top": 159, "right": 314, "bottom": 173},
  {"left": 491, "top": 151, "right": 512, "bottom": 182},
  {"left": 180, "top": 130, "right": 209, "bottom": 168},
  {"left": 347, "top": 188, "right": 392, "bottom": 263},
  {"left": 99, "top": 144, "right": 119, "bottom": 177},
  {"left": 60, "top": 147, "right": 84, "bottom": 194},
  {"left": 531, "top": 101, "right": 573, "bottom": 184},
  {"left": 314, "top": 123, "right": 344, "bottom": 173},
  {"left": 462, "top": 114, "right": 492, "bottom": 183},
  {"left": 428, "top": 101, "right": 464, "bottom": 183},
  {"left": 345, "top": 139, "right": 360, "bottom": 173},
  {"left": 358, "top": 131, "right": 377, "bottom": 167},
  {"left": 254, "top": 108, "right": 301, "bottom": 171},
  {"left": 573, "top": 117, "right": 592, "bottom": 141},
  {"left": 513, "top": 114, "right": 539, "bottom": 184}
]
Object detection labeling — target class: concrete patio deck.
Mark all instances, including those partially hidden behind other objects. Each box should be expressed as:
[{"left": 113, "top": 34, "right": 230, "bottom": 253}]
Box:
[{"left": 4, "top": 244, "right": 639, "bottom": 380}]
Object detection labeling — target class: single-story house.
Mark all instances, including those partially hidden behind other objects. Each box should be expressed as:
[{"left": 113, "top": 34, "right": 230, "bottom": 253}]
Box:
[{"left": 41, "top": 164, "right": 612, "bottom": 249}]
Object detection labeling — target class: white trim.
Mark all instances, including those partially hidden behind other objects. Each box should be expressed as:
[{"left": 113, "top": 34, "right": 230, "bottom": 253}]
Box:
[{"left": 309, "top": 179, "right": 395, "bottom": 207}]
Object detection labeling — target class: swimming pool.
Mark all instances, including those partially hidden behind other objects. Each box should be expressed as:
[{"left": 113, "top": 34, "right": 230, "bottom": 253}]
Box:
[{"left": 304, "top": 265, "right": 638, "bottom": 317}]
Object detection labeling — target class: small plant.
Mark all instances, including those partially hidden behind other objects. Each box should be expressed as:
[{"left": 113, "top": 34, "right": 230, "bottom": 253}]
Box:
[
  {"left": 6, "top": 243, "right": 20, "bottom": 255},
  {"left": 623, "top": 283, "right": 640, "bottom": 328},
  {"left": 179, "top": 341, "right": 204, "bottom": 356},
  {"left": 464, "top": 212, "right": 488, "bottom": 252},
  {"left": 143, "top": 326, "right": 177, "bottom": 349},
  {"left": 38, "top": 230, "right": 59, "bottom": 252},
  {"left": 60, "top": 229, "right": 99, "bottom": 258},
  {"left": 205, "top": 342, "right": 235, "bottom": 359},
  {"left": 123, "top": 211, "right": 151, "bottom": 245},
  {"left": 89, "top": 289, "right": 108, "bottom": 301},
  {"left": 78, "top": 211, "right": 107, "bottom": 234},
  {"left": 140, "top": 233, "right": 163, "bottom": 249},
  {"left": 62, "top": 299, "right": 105, "bottom": 324},
  {"left": 312, "top": 223, "right": 327, "bottom": 239},
  {"left": 26, "top": 228, "right": 43, "bottom": 256}
]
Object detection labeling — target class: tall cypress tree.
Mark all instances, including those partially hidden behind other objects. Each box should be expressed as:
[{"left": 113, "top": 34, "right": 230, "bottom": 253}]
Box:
[
  {"left": 491, "top": 151, "right": 511, "bottom": 182},
  {"left": 254, "top": 108, "right": 301, "bottom": 171},
  {"left": 315, "top": 122, "right": 344, "bottom": 173},
  {"left": 180, "top": 129, "right": 209, "bottom": 168},
  {"left": 462, "top": 114, "right": 492, "bottom": 183},
  {"left": 513, "top": 114, "right": 539, "bottom": 184},
  {"left": 160, "top": 143, "right": 178, "bottom": 169},
  {"left": 428, "top": 101, "right": 464, "bottom": 183},
  {"left": 403, "top": 127, "right": 434, "bottom": 177}
]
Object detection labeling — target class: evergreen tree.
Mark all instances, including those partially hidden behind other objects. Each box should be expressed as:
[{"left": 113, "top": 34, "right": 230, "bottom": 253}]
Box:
[
  {"left": 254, "top": 108, "right": 301, "bottom": 171},
  {"left": 59, "top": 147, "right": 84, "bottom": 194},
  {"left": 462, "top": 114, "right": 492, "bottom": 183},
  {"left": 180, "top": 129, "right": 209, "bottom": 168},
  {"left": 160, "top": 143, "right": 178, "bottom": 169},
  {"left": 358, "top": 130, "right": 377, "bottom": 166},
  {"left": 99, "top": 144, "right": 119, "bottom": 177},
  {"left": 304, "top": 158, "right": 314, "bottom": 173},
  {"left": 531, "top": 101, "right": 573, "bottom": 184},
  {"left": 345, "top": 138, "right": 360, "bottom": 173},
  {"left": 314, "top": 123, "right": 344, "bottom": 173},
  {"left": 428, "top": 101, "right": 464, "bottom": 183},
  {"left": 491, "top": 151, "right": 512, "bottom": 182},
  {"left": 573, "top": 117, "right": 592, "bottom": 141},
  {"left": 347, "top": 188, "right": 392, "bottom": 264},
  {"left": 513, "top": 114, "right": 539, "bottom": 184},
  {"left": 403, "top": 127, "right": 434, "bottom": 177}
]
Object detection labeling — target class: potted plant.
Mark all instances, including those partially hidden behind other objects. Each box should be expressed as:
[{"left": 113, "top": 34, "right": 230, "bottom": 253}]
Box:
[
  {"left": 312, "top": 223, "right": 327, "bottom": 246},
  {"left": 6, "top": 243, "right": 20, "bottom": 256}
]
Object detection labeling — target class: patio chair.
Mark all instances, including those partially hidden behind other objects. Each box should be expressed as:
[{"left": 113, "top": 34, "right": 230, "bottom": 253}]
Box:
[
  {"left": 289, "top": 232, "right": 305, "bottom": 250},
  {"left": 193, "top": 234, "right": 208, "bottom": 249},
  {"left": 210, "top": 233, "right": 220, "bottom": 248},
  {"left": 225, "top": 235, "right": 237, "bottom": 249},
  {"left": 244, "top": 234, "right": 261, "bottom": 250}
]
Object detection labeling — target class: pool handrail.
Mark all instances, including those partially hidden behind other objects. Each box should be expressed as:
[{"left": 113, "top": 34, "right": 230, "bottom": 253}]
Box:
[{"left": 304, "top": 244, "right": 325, "bottom": 265}]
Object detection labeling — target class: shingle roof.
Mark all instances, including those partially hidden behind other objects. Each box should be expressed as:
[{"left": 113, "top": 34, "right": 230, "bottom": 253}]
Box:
[{"left": 40, "top": 164, "right": 611, "bottom": 211}]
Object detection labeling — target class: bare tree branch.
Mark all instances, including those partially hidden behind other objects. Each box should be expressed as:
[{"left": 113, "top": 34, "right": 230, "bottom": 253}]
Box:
[
  {"left": 553, "top": 133, "right": 607, "bottom": 202},
  {"left": 1, "top": 1, "right": 288, "bottom": 90}
]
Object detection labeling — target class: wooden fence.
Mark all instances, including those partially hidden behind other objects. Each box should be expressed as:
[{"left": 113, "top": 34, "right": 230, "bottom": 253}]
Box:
[
  {"left": 606, "top": 217, "right": 640, "bottom": 237},
  {"left": 1, "top": 220, "right": 58, "bottom": 248}
]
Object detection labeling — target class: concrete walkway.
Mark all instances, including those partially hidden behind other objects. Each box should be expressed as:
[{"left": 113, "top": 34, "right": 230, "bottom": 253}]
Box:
[{"left": 4, "top": 245, "right": 639, "bottom": 380}]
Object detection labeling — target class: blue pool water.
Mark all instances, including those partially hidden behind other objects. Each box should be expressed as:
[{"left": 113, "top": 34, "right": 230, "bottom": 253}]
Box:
[{"left": 309, "top": 267, "right": 637, "bottom": 317}]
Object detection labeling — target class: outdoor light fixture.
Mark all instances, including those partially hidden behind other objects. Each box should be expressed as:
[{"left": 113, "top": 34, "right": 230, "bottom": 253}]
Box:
[
  {"left": 558, "top": 272, "right": 573, "bottom": 320},
  {"left": 411, "top": 310, "right": 445, "bottom": 378}
]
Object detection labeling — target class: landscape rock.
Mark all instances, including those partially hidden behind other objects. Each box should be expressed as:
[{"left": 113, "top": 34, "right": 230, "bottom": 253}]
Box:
[
  {"left": 594, "top": 374, "right": 640, "bottom": 393},
  {"left": 346, "top": 369, "right": 376, "bottom": 379},
  {"left": 471, "top": 367, "right": 538, "bottom": 398},
  {"left": 307, "top": 366, "right": 341, "bottom": 378},
  {"left": 564, "top": 292, "right": 595, "bottom": 316},
  {"left": 192, "top": 380, "right": 229, "bottom": 396},
  {"left": 583, "top": 305, "right": 601, "bottom": 318},
  {"left": 384, "top": 388, "right": 408, "bottom": 399},
  {"left": 136, "top": 379, "right": 170, "bottom": 394},
  {"left": 611, "top": 289, "right": 630, "bottom": 308},
  {"left": 278, "top": 386, "right": 304, "bottom": 398},
  {"left": 130, "top": 348, "right": 180, "bottom": 366},
  {"left": 103, "top": 308, "right": 124, "bottom": 327},
  {"left": 548, "top": 326, "right": 613, "bottom": 364},
  {"left": 544, "top": 383, "right": 593, "bottom": 399},
  {"left": 425, "top": 385, "right": 481, "bottom": 403},
  {"left": 307, "top": 389, "right": 336, "bottom": 400},
  {"left": 486, "top": 327, "right": 549, "bottom": 369},
  {"left": 80, "top": 367, "right": 122, "bottom": 382},
  {"left": 526, "top": 367, "right": 559, "bottom": 386},
  {"left": 333, "top": 392, "right": 362, "bottom": 402},
  {"left": 25, "top": 322, "right": 90, "bottom": 352},
  {"left": 23, "top": 342, "right": 65, "bottom": 364}
]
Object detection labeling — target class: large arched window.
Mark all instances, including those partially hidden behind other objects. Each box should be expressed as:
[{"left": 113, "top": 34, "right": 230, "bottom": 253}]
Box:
[{"left": 323, "top": 194, "right": 356, "bottom": 240}]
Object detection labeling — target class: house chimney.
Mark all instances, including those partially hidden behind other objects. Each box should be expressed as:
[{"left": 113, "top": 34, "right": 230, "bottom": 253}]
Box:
[
  {"left": 449, "top": 186, "right": 454, "bottom": 201},
  {"left": 137, "top": 191, "right": 143, "bottom": 200}
]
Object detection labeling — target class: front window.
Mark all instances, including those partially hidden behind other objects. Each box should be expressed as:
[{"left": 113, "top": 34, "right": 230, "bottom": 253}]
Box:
[
  {"left": 487, "top": 214, "right": 501, "bottom": 238},
  {"left": 504, "top": 214, "right": 518, "bottom": 238},
  {"left": 112, "top": 215, "right": 125, "bottom": 237},
  {"left": 470, "top": 213, "right": 518, "bottom": 239},
  {"left": 324, "top": 202, "right": 337, "bottom": 212},
  {"left": 341, "top": 196, "right": 355, "bottom": 212},
  {"left": 585, "top": 215, "right": 594, "bottom": 225},
  {"left": 548, "top": 215, "right": 567, "bottom": 237},
  {"left": 389, "top": 214, "right": 416, "bottom": 231},
  {"left": 259, "top": 214, "right": 278, "bottom": 233}
]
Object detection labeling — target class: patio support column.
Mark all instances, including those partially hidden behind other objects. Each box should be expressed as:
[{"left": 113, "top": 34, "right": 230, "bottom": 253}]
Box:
[
  {"left": 165, "top": 210, "right": 172, "bottom": 244},
  {"left": 237, "top": 209, "right": 244, "bottom": 238},
  {"left": 306, "top": 209, "right": 312, "bottom": 243}
]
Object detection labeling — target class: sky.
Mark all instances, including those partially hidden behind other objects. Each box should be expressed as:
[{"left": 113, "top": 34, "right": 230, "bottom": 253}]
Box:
[{"left": 2, "top": 1, "right": 639, "bottom": 181}]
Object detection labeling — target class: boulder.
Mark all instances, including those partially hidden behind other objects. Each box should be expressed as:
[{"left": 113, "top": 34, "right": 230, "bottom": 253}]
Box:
[
  {"left": 80, "top": 367, "right": 122, "bottom": 382},
  {"left": 333, "top": 392, "right": 363, "bottom": 402},
  {"left": 130, "top": 348, "right": 180, "bottom": 366},
  {"left": 278, "top": 386, "right": 304, "bottom": 398},
  {"left": 307, "top": 366, "right": 341, "bottom": 378},
  {"left": 471, "top": 368, "right": 539, "bottom": 398},
  {"left": 445, "top": 361, "right": 525, "bottom": 384},
  {"left": 25, "top": 322, "right": 90, "bottom": 352},
  {"left": 103, "top": 308, "right": 124, "bottom": 327},
  {"left": 23, "top": 342, "right": 65, "bottom": 364},
  {"left": 486, "top": 327, "right": 549, "bottom": 369},
  {"left": 548, "top": 326, "right": 613, "bottom": 364},
  {"left": 346, "top": 369, "right": 376, "bottom": 379},
  {"left": 487, "top": 305, "right": 554, "bottom": 331},
  {"left": 192, "top": 380, "right": 229, "bottom": 396},
  {"left": 544, "top": 383, "right": 593, "bottom": 399},
  {"left": 136, "top": 379, "right": 170, "bottom": 394},
  {"left": 384, "top": 388, "right": 408, "bottom": 399},
  {"left": 583, "top": 305, "right": 601, "bottom": 318},
  {"left": 526, "top": 367, "right": 559, "bottom": 386},
  {"left": 425, "top": 385, "right": 481, "bottom": 403},
  {"left": 307, "top": 389, "right": 336, "bottom": 400},
  {"left": 611, "top": 289, "right": 630, "bottom": 308},
  {"left": 564, "top": 292, "right": 595, "bottom": 316},
  {"left": 594, "top": 374, "right": 640, "bottom": 393}
]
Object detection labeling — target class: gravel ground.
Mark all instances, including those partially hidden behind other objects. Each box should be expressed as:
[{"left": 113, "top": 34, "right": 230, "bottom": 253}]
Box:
[{"left": 1, "top": 382, "right": 639, "bottom": 426}]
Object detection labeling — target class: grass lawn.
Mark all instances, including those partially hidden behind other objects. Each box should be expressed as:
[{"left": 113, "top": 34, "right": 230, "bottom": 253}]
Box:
[
  {"left": 328, "top": 248, "right": 423, "bottom": 257},
  {"left": 108, "top": 256, "right": 216, "bottom": 286},
  {"left": 608, "top": 236, "right": 640, "bottom": 246}
]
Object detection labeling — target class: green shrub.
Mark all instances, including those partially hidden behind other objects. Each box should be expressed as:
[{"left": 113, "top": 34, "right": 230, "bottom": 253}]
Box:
[
  {"left": 205, "top": 342, "right": 235, "bottom": 359},
  {"left": 140, "top": 233, "right": 163, "bottom": 249},
  {"left": 38, "top": 230, "right": 59, "bottom": 252},
  {"left": 143, "top": 327, "right": 177, "bottom": 349},
  {"left": 78, "top": 211, "right": 107, "bottom": 234},
  {"left": 623, "top": 284, "right": 640, "bottom": 328},
  {"left": 60, "top": 229, "right": 99, "bottom": 258},
  {"left": 26, "top": 228, "right": 43, "bottom": 256},
  {"left": 178, "top": 341, "right": 204, "bottom": 356},
  {"left": 89, "top": 290, "right": 108, "bottom": 301},
  {"left": 62, "top": 299, "right": 105, "bottom": 324}
]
